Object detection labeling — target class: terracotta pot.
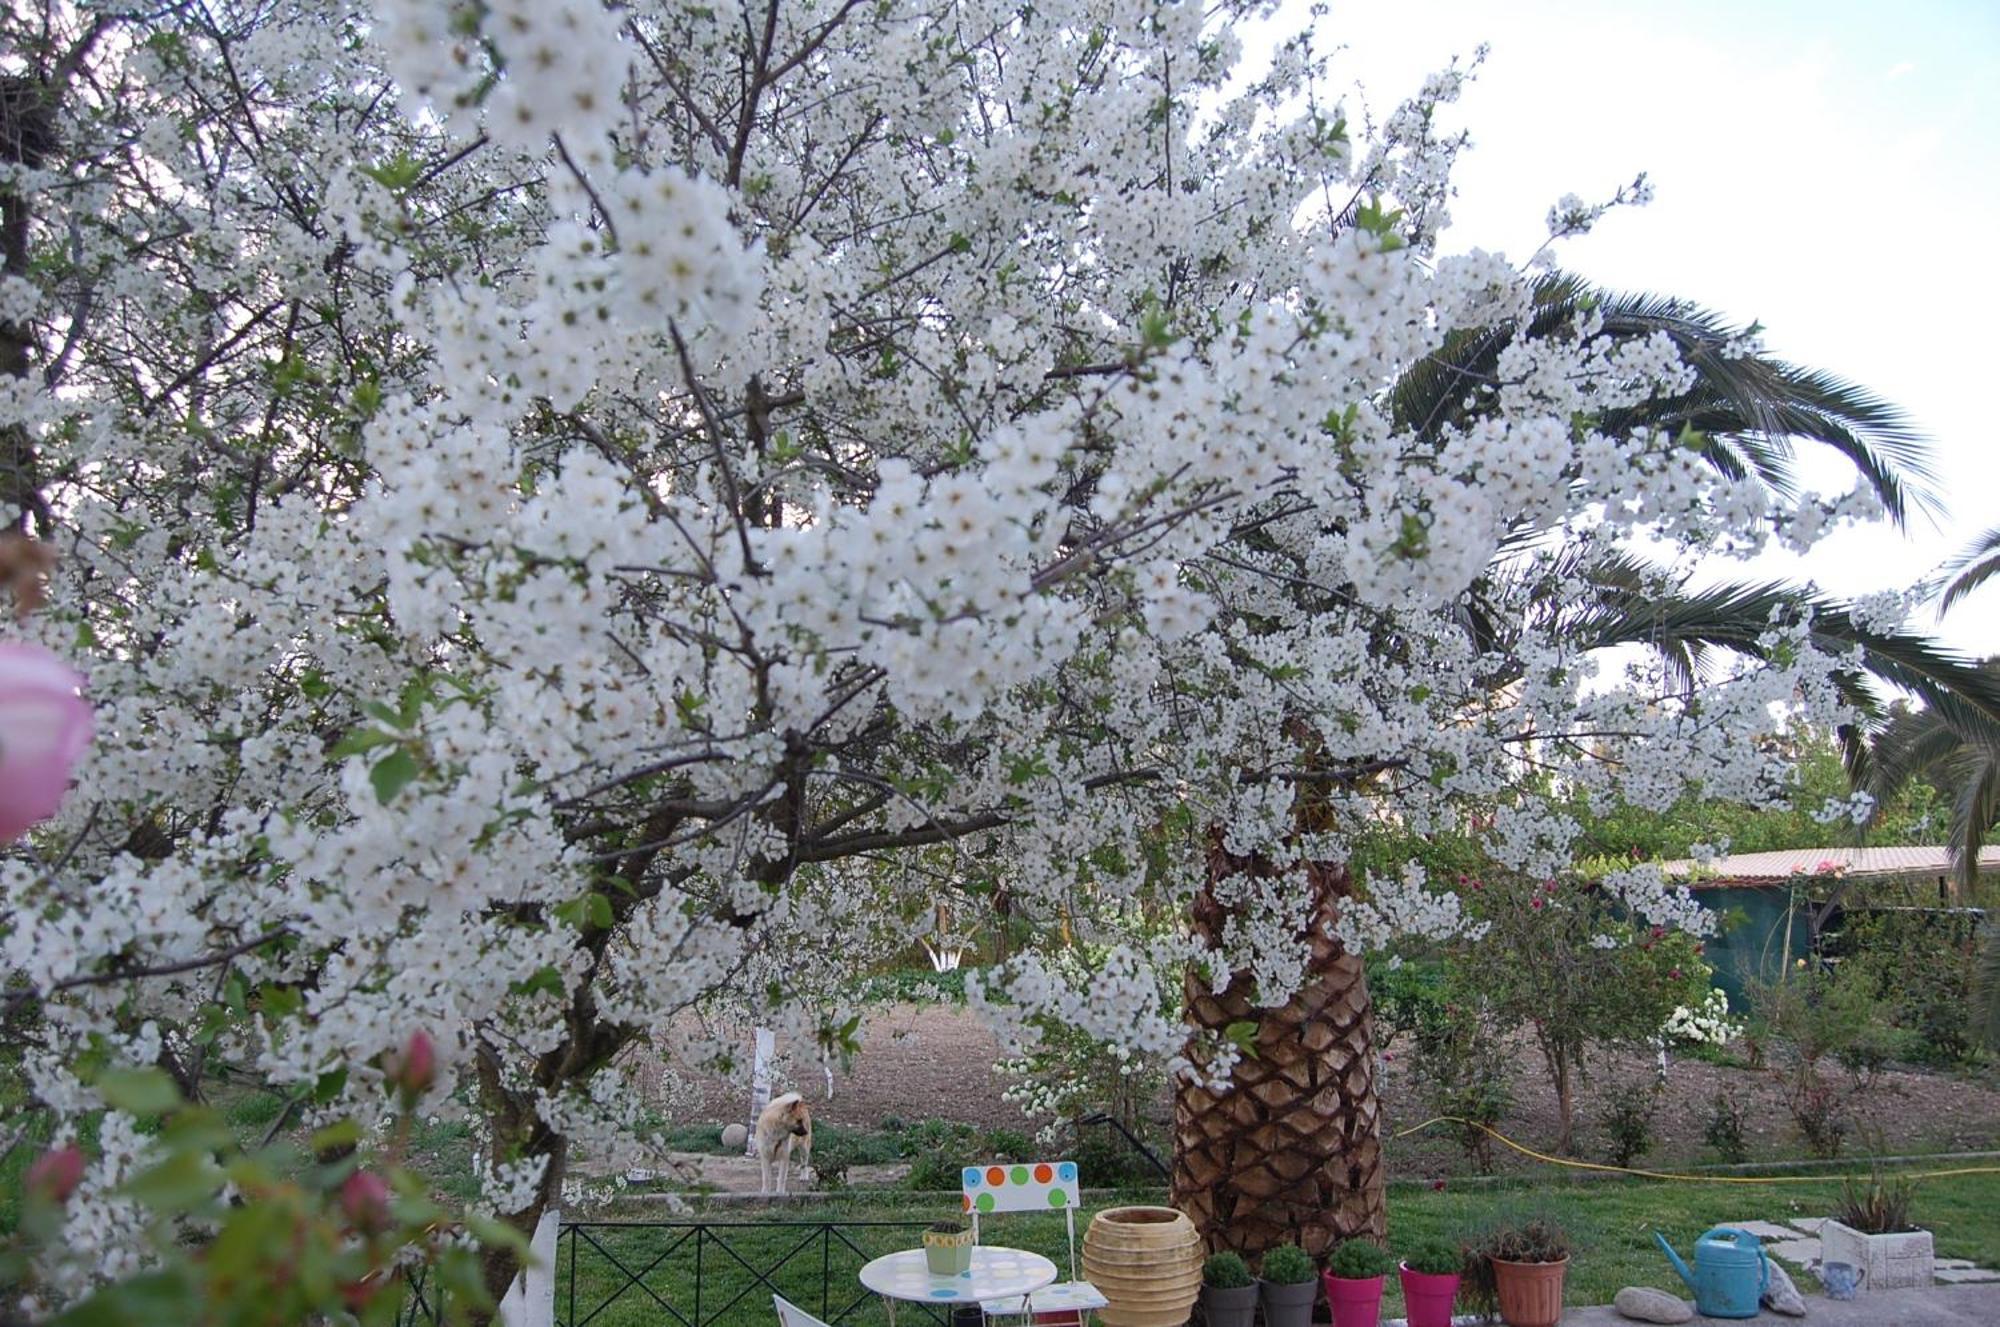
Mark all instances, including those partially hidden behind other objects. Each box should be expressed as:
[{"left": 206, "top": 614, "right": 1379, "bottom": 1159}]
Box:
[
  {"left": 1081, "top": 1206, "right": 1204, "bottom": 1327},
  {"left": 1491, "top": 1257, "right": 1567, "bottom": 1327},
  {"left": 1397, "top": 1265, "right": 1460, "bottom": 1327},
  {"left": 1321, "top": 1273, "right": 1383, "bottom": 1327}
]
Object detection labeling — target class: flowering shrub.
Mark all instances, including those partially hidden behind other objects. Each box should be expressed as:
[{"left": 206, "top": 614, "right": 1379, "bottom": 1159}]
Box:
[
  {"left": 0, "top": 0, "right": 1981, "bottom": 1309},
  {"left": 1662, "top": 988, "right": 1743, "bottom": 1048}
]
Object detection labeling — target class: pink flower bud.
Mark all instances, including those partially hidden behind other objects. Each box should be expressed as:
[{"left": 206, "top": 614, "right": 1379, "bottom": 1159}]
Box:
[
  {"left": 339, "top": 1169, "right": 393, "bottom": 1232},
  {"left": 27, "top": 1144, "right": 85, "bottom": 1203},
  {"left": 387, "top": 1029, "right": 437, "bottom": 1098},
  {"left": 0, "top": 643, "right": 93, "bottom": 843}
]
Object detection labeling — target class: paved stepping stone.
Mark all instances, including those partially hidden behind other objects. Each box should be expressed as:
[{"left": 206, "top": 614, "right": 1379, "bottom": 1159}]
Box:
[
  {"left": 1785, "top": 1217, "right": 1825, "bottom": 1235},
  {"left": 1938, "top": 1267, "right": 2000, "bottom": 1283},
  {"left": 1726, "top": 1220, "right": 1802, "bottom": 1241},
  {"left": 1765, "top": 1239, "right": 1821, "bottom": 1266}
]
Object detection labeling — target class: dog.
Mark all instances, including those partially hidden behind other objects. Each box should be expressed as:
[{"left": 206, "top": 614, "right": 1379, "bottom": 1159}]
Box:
[{"left": 754, "top": 1091, "right": 813, "bottom": 1195}]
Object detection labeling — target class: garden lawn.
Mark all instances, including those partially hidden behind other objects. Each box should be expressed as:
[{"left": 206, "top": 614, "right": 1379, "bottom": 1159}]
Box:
[{"left": 542, "top": 1169, "right": 2000, "bottom": 1327}]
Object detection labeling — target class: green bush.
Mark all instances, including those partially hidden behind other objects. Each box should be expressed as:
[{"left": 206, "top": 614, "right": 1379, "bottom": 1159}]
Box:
[
  {"left": 1596, "top": 1078, "right": 1659, "bottom": 1169},
  {"left": 1204, "top": 1252, "right": 1253, "bottom": 1289},
  {"left": 1703, "top": 1089, "right": 1749, "bottom": 1164},
  {"left": 1400, "top": 1238, "right": 1461, "bottom": 1276},
  {"left": 1325, "top": 1240, "right": 1393, "bottom": 1280},
  {"left": 1260, "top": 1244, "right": 1316, "bottom": 1284}
]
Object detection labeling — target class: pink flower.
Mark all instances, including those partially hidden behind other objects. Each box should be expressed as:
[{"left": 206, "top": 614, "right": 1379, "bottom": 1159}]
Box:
[
  {"left": 1530, "top": 897, "right": 1544, "bottom": 910},
  {"left": 0, "top": 643, "right": 92, "bottom": 843},
  {"left": 27, "top": 1144, "right": 85, "bottom": 1203},
  {"left": 1431, "top": 1178, "right": 1447, "bottom": 1192},
  {"left": 339, "top": 1169, "right": 393, "bottom": 1232},
  {"left": 386, "top": 1029, "right": 437, "bottom": 1099}
]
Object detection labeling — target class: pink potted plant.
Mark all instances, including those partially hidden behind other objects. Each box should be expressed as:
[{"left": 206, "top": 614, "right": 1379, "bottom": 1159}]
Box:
[
  {"left": 1322, "top": 1240, "right": 1393, "bottom": 1327},
  {"left": 1398, "top": 1240, "right": 1463, "bottom": 1327}
]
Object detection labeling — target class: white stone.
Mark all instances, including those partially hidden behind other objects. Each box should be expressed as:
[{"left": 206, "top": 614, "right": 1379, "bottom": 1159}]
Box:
[
  {"left": 1820, "top": 1219, "right": 1935, "bottom": 1292},
  {"left": 1935, "top": 1258, "right": 1975, "bottom": 1269},
  {"left": 721, "top": 1122, "right": 749, "bottom": 1149},
  {"left": 1786, "top": 1217, "right": 1826, "bottom": 1234},
  {"left": 1761, "top": 1259, "right": 1806, "bottom": 1316},
  {"left": 1936, "top": 1267, "right": 2000, "bottom": 1283},
  {"left": 1613, "top": 1286, "right": 1693, "bottom": 1323}
]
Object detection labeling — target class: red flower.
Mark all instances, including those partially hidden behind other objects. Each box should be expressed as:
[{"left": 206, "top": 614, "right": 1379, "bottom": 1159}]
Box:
[
  {"left": 26, "top": 1144, "right": 84, "bottom": 1203},
  {"left": 1431, "top": 1179, "right": 1447, "bottom": 1192},
  {"left": 386, "top": 1029, "right": 437, "bottom": 1100},
  {"left": 340, "top": 1169, "right": 394, "bottom": 1233}
]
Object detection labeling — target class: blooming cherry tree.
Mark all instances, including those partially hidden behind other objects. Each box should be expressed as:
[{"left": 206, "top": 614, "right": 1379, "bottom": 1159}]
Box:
[{"left": 2, "top": 0, "right": 1990, "bottom": 1307}]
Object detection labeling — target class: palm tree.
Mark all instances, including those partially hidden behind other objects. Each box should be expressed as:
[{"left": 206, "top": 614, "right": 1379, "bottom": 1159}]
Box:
[{"left": 1169, "top": 275, "right": 1999, "bottom": 1258}]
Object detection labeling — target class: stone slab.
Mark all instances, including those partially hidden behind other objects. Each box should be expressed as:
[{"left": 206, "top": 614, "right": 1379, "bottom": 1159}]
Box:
[
  {"left": 1935, "top": 1268, "right": 2000, "bottom": 1283},
  {"left": 1557, "top": 1282, "right": 2000, "bottom": 1325},
  {"left": 1934, "top": 1259, "right": 1975, "bottom": 1270},
  {"left": 1725, "top": 1221, "right": 1805, "bottom": 1241},
  {"left": 1785, "top": 1217, "right": 1826, "bottom": 1235},
  {"left": 1764, "top": 1239, "right": 1822, "bottom": 1266}
]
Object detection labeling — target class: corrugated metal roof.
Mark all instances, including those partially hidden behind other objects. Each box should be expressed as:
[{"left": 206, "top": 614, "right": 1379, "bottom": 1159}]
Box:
[{"left": 1657, "top": 845, "right": 2000, "bottom": 888}]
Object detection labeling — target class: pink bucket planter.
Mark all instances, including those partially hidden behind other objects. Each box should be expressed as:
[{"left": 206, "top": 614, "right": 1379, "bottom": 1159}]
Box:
[
  {"left": 1321, "top": 1273, "right": 1385, "bottom": 1327},
  {"left": 1398, "top": 1265, "right": 1461, "bottom": 1327}
]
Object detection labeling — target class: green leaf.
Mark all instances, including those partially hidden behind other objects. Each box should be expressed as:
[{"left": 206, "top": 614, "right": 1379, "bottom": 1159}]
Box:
[
  {"left": 1223, "top": 1020, "right": 1261, "bottom": 1060},
  {"left": 330, "top": 726, "right": 398, "bottom": 759},
  {"left": 586, "top": 891, "right": 614, "bottom": 930},
  {"left": 50, "top": 1270, "right": 199, "bottom": 1326},
  {"left": 313, "top": 1066, "right": 350, "bottom": 1105},
  {"left": 510, "top": 965, "right": 565, "bottom": 998},
  {"left": 121, "top": 1151, "right": 220, "bottom": 1212},
  {"left": 369, "top": 748, "right": 420, "bottom": 804},
  {"left": 310, "top": 1118, "right": 360, "bottom": 1154},
  {"left": 465, "top": 1212, "right": 533, "bottom": 1257},
  {"left": 97, "top": 1067, "right": 181, "bottom": 1116}
]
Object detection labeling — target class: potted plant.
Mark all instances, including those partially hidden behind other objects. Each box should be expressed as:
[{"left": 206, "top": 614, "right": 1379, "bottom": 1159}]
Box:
[
  {"left": 1200, "top": 1252, "right": 1258, "bottom": 1327},
  {"left": 924, "top": 1219, "right": 974, "bottom": 1277},
  {"left": 1465, "top": 1219, "right": 1569, "bottom": 1327},
  {"left": 1321, "top": 1240, "right": 1393, "bottom": 1327},
  {"left": 1258, "top": 1244, "right": 1319, "bottom": 1327},
  {"left": 1398, "top": 1239, "right": 1462, "bottom": 1327},
  {"left": 1821, "top": 1169, "right": 1933, "bottom": 1291}
]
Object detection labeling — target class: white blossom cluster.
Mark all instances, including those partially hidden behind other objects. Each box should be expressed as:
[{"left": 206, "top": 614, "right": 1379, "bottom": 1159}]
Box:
[
  {"left": 0, "top": 0, "right": 1943, "bottom": 1282},
  {"left": 1661, "top": 988, "right": 1743, "bottom": 1047}
]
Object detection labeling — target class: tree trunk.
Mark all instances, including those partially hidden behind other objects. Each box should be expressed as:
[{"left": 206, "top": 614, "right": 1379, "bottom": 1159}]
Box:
[{"left": 1171, "top": 840, "right": 1385, "bottom": 1260}]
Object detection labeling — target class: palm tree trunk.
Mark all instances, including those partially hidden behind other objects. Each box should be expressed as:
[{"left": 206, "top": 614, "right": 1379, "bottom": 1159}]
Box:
[{"left": 1171, "top": 839, "right": 1385, "bottom": 1260}]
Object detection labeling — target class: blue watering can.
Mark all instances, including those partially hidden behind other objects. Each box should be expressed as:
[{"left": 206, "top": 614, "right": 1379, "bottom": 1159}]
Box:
[{"left": 1654, "top": 1227, "right": 1769, "bottom": 1319}]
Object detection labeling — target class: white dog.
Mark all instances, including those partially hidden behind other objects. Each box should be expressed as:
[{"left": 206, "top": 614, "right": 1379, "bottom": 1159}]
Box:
[{"left": 754, "top": 1091, "right": 813, "bottom": 1195}]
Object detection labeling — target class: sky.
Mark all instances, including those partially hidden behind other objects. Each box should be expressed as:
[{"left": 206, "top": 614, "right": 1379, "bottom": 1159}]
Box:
[{"left": 1255, "top": 0, "right": 2000, "bottom": 656}]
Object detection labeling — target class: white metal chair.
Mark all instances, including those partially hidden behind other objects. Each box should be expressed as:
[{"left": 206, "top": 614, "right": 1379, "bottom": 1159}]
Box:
[
  {"left": 774, "top": 1294, "right": 836, "bottom": 1327},
  {"left": 961, "top": 1161, "right": 1108, "bottom": 1327}
]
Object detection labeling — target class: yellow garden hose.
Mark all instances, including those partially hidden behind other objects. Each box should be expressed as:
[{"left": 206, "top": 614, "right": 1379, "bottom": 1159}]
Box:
[{"left": 1390, "top": 1116, "right": 2000, "bottom": 1186}]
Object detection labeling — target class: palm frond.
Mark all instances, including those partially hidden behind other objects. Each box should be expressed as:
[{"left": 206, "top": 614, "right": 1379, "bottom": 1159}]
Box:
[
  {"left": 1939, "top": 524, "right": 2000, "bottom": 614},
  {"left": 1393, "top": 274, "right": 1943, "bottom": 527}
]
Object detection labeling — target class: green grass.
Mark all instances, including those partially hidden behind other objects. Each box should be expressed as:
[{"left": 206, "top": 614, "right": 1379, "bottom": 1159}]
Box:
[{"left": 534, "top": 1168, "right": 2000, "bottom": 1327}]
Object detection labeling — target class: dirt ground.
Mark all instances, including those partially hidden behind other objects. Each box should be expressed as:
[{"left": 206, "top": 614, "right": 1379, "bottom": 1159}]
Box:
[{"left": 631, "top": 1002, "right": 2000, "bottom": 1182}]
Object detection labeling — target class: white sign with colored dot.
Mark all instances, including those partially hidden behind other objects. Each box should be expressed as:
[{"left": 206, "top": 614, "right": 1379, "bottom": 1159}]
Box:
[{"left": 961, "top": 1161, "right": 1081, "bottom": 1213}]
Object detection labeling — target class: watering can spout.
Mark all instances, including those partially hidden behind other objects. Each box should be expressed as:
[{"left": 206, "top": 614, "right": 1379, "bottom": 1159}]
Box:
[{"left": 1653, "top": 1231, "right": 1695, "bottom": 1291}]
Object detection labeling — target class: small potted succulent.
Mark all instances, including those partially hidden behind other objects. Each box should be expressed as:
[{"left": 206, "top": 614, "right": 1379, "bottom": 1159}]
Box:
[
  {"left": 1258, "top": 1244, "right": 1319, "bottom": 1327},
  {"left": 924, "top": 1219, "right": 974, "bottom": 1277},
  {"left": 1465, "top": 1219, "right": 1569, "bottom": 1327},
  {"left": 1398, "top": 1239, "right": 1462, "bottom": 1327},
  {"left": 1200, "top": 1252, "right": 1258, "bottom": 1327},
  {"left": 1321, "top": 1240, "right": 1393, "bottom": 1327}
]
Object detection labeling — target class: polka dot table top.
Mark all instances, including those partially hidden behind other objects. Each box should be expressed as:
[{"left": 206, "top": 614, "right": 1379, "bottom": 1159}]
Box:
[{"left": 859, "top": 1247, "right": 1059, "bottom": 1303}]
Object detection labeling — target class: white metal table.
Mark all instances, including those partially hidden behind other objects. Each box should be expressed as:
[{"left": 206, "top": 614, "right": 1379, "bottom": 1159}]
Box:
[{"left": 858, "top": 1246, "right": 1057, "bottom": 1327}]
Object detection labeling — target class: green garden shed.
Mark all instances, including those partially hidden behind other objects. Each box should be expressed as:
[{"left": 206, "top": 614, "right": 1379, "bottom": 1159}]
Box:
[{"left": 1657, "top": 845, "right": 2000, "bottom": 1011}]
